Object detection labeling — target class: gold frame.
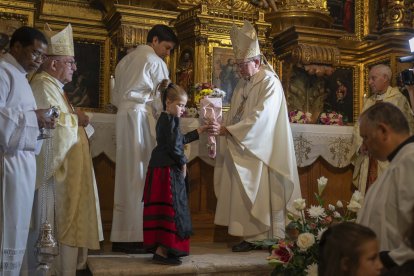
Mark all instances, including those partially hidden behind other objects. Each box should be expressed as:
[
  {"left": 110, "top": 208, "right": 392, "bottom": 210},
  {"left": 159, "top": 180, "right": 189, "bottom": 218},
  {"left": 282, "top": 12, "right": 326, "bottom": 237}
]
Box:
[{"left": 210, "top": 46, "right": 238, "bottom": 107}]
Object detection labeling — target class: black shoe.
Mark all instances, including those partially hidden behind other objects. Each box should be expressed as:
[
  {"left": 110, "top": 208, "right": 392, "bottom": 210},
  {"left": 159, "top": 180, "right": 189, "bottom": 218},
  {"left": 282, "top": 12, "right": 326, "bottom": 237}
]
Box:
[
  {"left": 152, "top": 253, "right": 182, "bottom": 265},
  {"left": 231, "top": 241, "right": 258, "bottom": 252},
  {"left": 112, "top": 242, "right": 146, "bottom": 254}
]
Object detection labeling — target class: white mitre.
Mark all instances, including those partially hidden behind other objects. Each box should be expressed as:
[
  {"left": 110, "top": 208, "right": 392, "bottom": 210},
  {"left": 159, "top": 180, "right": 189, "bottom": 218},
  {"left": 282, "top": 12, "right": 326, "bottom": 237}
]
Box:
[
  {"left": 43, "top": 23, "right": 74, "bottom": 56},
  {"left": 230, "top": 20, "right": 261, "bottom": 60}
]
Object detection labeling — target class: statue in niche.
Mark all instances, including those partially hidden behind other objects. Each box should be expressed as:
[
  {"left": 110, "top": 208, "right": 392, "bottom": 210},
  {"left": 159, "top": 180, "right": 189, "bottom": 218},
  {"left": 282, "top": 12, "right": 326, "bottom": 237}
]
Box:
[{"left": 176, "top": 50, "right": 194, "bottom": 93}]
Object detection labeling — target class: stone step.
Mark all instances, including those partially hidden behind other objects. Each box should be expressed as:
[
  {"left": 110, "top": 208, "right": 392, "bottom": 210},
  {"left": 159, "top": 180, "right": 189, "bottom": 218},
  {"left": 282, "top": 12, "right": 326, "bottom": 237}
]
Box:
[{"left": 87, "top": 243, "right": 273, "bottom": 276}]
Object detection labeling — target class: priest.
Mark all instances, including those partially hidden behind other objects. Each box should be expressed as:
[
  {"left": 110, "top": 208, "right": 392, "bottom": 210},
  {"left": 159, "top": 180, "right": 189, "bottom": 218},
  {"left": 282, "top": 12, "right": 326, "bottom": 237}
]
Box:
[
  {"left": 21, "top": 24, "right": 103, "bottom": 275},
  {"left": 210, "top": 21, "right": 301, "bottom": 252}
]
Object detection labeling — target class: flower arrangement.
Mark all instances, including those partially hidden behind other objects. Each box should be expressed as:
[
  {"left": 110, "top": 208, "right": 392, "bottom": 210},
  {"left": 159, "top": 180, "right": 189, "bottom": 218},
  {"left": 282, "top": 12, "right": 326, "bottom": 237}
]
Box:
[
  {"left": 289, "top": 110, "right": 312, "bottom": 124},
  {"left": 318, "top": 111, "right": 344, "bottom": 126},
  {"left": 182, "top": 107, "right": 199, "bottom": 118},
  {"left": 192, "top": 83, "right": 226, "bottom": 104},
  {"left": 262, "top": 177, "right": 363, "bottom": 276}
]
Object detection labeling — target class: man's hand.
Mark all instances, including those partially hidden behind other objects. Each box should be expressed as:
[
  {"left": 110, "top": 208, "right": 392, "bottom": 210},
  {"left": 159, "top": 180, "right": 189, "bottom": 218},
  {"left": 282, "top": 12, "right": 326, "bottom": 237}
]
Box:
[
  {"left": 35, "top": 108, "right": 57, "bottom": 129},
  {"left": 76, "top": 109, "right": 90, "bottom": 127},
  {"left": 207, "top": 121, "right": 228, "bottom": 136}
]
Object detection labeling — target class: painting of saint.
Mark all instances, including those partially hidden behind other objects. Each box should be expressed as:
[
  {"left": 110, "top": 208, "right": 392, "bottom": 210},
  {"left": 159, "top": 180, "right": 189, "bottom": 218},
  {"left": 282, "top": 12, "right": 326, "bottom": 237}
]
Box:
[
  {"left": 212, "top": 48, "right": 240, "bottom": 105},
  {"left": 327, "top": 0, "right": 355, "bottom": 33}
]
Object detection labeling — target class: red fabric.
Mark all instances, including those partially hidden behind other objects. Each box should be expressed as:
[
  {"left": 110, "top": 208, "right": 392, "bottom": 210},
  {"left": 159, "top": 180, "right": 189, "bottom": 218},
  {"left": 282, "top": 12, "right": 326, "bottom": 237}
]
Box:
[{"left": 143, "top": 167, "right": 189, "bottom": 257}]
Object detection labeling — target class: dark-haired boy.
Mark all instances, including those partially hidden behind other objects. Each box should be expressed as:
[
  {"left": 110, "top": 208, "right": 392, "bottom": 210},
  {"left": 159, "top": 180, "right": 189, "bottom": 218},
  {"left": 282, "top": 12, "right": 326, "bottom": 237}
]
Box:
[{"left": 110, "top": 24, "right": 178, "bottom": 253}]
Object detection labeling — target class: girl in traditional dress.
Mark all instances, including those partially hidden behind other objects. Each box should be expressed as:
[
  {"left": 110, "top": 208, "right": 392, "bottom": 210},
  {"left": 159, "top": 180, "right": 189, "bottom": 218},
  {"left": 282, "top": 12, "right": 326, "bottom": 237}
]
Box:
[
  {"left": 318, "top": 222, "right": 383, "bottom": 276},
  {"left": 143, "top": 83, "right": 207, "bottom": 265}
]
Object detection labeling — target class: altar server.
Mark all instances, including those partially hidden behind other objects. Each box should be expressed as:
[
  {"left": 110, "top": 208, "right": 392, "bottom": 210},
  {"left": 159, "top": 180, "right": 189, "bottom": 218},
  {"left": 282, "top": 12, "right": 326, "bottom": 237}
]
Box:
[
  {"left": 110, "top": 24, "right": 178, "bottom": 253},
  {"left": 0, "top": 26, "right": 55, "bottom": 276},
  {"left": 357, "top": 102, "right": 414, "bottom": 270}
]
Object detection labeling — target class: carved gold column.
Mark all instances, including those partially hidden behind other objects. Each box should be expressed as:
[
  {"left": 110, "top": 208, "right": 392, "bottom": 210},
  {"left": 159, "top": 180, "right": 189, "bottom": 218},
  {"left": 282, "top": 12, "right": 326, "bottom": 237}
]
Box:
[
  {"left": 194, "top": 36, "right": 208, "bottom": 83},
  {"left": 378, "top": 0, "right": 413, "bottom": 33}
]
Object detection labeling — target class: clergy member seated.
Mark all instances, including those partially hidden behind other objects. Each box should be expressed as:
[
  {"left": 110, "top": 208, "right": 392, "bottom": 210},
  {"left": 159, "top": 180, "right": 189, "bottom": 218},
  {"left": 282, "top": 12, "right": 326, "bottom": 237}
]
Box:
[
  {"left": 357, "top": 102, "right": 414, "bottom": 270},
  {"left": 209, "top": 21, "right": 301, "bottom": 252}
]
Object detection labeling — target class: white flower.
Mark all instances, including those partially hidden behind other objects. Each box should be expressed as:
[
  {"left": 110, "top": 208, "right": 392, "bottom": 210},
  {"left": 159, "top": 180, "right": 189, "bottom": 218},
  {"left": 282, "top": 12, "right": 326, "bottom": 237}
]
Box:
[
  {"left": 347, "top": 200, "right": 362, "bottom": 213},
  {"left": 333, "top": 211, "right": 341, "bottom": 218},
  {"left": 317, "top": 176, "right": 328, "bottom": 195},
  {"left": 351, "top": 190, "right": 364, "bottom": 204},
  {"left": 293, "top": 198, "right": 306, "bottom": 211},
  {"left": 297, "top": 233, "right": 315, "bottom": 251},
  {"left": 336, "top": 200, "right": 343, "bottom": 208},
  {"left": 317, "top": 228, "right": 327, "bottom": 241},
  {"left": 307, "top": 205, "right": 327, "bottom": 220},
  {"left": 305, "top": 263, "right": 318, "bottom": 276},
  {"left": 328, "top": 204, "right": 335, "bottom": 211},
  {"left": 211, "top": 88, "right": 226, "bottom": 98}
]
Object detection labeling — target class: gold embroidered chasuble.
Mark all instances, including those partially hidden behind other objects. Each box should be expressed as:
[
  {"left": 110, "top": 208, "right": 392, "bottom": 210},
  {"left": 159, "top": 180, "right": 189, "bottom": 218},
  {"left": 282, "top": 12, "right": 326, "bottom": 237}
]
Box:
[{"left": 31, "top": 71, "right": 101, "bottom": 249}]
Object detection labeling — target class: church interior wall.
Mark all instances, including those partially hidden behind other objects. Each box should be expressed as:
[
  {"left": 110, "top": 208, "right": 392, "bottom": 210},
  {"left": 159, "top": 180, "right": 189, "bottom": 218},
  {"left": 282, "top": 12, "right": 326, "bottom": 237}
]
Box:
[{"left": 2, "top": 0, "right": 414, "bottom": 242}]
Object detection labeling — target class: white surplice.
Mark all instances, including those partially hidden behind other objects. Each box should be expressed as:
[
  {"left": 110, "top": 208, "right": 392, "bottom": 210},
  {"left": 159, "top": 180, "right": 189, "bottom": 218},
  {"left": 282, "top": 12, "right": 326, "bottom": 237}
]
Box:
[
  {"left": 110, "top": 45, "right": 169, "bottom": 242},
  {"left": 0, "top": 53, "right": 39, "bottom": 276},
  {"left": 357, "top": 141, "right": 414, "bottom": 265},
  {"left": 214, "top": 66, "right": 301, "bottom": 239}
]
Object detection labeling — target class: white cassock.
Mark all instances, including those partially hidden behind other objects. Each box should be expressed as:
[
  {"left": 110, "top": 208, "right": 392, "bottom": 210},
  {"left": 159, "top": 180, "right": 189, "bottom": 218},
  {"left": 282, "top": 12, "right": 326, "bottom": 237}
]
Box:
[
  {"left": 110, "top": 45, "right": 169, "bottom": 242},
  {"left": 0, "top": 53, "right": 39, "bottom": 275},
  {"left": 357, "top": 141, "right": 414, "bottom": 265},
  {"left": 214, "top": 66, "right": 301, "bottom": 239}
]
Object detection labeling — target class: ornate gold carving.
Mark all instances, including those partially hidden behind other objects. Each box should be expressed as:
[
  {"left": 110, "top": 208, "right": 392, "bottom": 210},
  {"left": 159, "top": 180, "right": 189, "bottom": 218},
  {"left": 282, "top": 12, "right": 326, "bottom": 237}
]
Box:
[
  {"left": 379, "top": 0, "right": 413, "bottom": 32},
  {"left": 178, "top": 0, "right": 257, "bottom": 11},
  {"left": 291, "top": 44, "right": 340, "bottom": 66}
]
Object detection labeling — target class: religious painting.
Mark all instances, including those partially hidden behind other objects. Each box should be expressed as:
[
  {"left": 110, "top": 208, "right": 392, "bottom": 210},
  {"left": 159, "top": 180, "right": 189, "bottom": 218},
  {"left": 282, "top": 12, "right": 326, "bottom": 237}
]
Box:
[
  {"left": 212, "top": 47, "right": 240, "bottom": 106},
  {"left": 327, "top": 0, "right": 355, "bottom": 33},
  {"left": 64, "top": 40, "right": 102, "bottom": 109},
  {"left": 176, "top": 48, "right": 194, "bottom": 93},
  {"left": 285, "top": 65, "right": 354, "bottom": 124},
  {"left": 323, "top": 67, "right": 354, "bottom": 124}
]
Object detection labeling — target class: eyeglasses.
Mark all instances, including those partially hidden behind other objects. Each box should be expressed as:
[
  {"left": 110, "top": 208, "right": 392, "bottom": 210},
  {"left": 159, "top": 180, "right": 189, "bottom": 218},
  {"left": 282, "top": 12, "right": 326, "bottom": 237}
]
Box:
[
  {"left": 235, "top": 60, "right": 254, "bottom": 67},
  {"left": 31, "top": 49, "right": 47, "bottom": 62},
  {"left": 53, "top": 58, "right": 77, "bottom": 67}
]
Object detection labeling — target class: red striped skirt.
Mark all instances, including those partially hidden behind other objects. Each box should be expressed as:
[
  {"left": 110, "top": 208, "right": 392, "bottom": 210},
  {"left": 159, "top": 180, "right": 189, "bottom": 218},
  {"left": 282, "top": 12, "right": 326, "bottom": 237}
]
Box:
[{"left": 143, "top": 167, "right": 190, "bottom": 257}]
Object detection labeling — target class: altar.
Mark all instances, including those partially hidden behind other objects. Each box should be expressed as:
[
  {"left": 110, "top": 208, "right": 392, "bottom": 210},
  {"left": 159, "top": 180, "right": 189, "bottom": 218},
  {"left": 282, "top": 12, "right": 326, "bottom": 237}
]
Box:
[{"left": 88, "top": 112, "right": 355, "bottom": 242}]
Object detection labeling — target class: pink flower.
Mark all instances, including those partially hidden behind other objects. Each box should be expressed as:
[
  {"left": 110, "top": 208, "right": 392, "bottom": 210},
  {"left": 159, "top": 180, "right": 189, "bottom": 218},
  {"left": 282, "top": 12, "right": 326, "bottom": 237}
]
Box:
[{"left": 267, "top": 244, "right": 293, "bottom": 263}]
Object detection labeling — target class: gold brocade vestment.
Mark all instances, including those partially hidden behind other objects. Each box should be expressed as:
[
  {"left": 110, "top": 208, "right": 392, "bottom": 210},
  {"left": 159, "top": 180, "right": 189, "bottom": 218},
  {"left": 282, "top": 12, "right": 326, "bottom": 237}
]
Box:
[{"left": 31, "top": 71, "right": 102, "bottom": 250}]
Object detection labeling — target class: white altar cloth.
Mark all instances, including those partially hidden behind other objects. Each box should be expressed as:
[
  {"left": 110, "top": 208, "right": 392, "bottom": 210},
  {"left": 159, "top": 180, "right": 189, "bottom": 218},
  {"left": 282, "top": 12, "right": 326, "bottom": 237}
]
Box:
[
  {"left": 88, "top": 113, "right": 354, "bottom": 168},
  {"left": 290, "top": 123, "right": 354, "bottom": 168}
]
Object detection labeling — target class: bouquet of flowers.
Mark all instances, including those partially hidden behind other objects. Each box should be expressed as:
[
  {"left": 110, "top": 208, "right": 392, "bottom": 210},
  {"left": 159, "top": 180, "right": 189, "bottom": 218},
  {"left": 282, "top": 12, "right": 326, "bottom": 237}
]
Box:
[
  {"left": 182, "top": 107, "right": 199, "bottom": 118},
  {"left": 261, "top": 177, "right": 363, "bottom": 276},
  {"left": 318, "top": 111, "right": 344, "bottom": 126},
  {"left": 192, "top": 83, "right": 226, "bottom": 104},
  {"left": 289, "top": 110, "right": 312, "bottom": 124}
]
